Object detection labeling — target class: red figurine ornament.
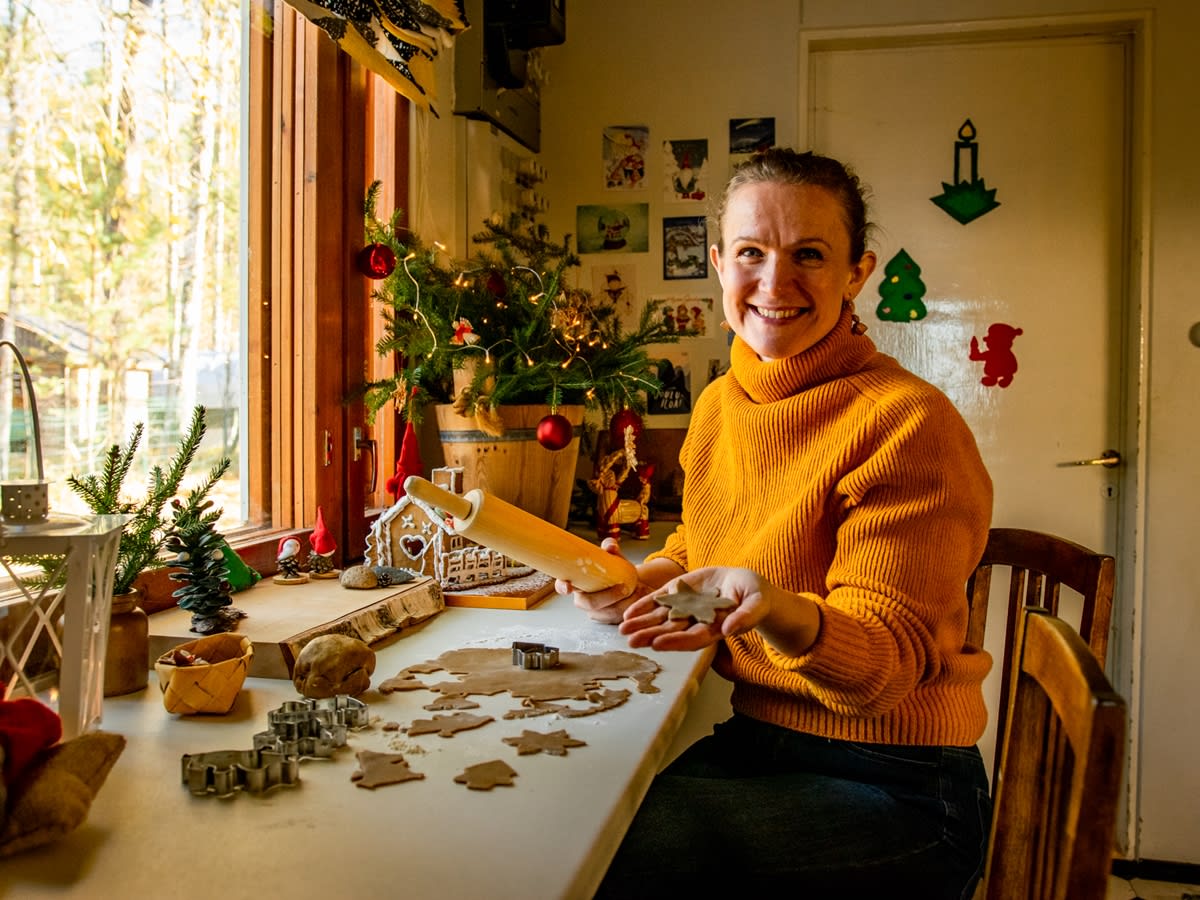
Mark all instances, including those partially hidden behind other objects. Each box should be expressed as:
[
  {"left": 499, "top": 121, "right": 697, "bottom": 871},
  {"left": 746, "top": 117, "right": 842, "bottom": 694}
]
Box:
[
  {"left": 385, "top": 418, "right": 425, "bottom": 499},
  {"left": 608, "top": 407, "right": 644, "bottom": 447},
  {"left": 307, "top": 506, "right": 339, "bottom": 578}
]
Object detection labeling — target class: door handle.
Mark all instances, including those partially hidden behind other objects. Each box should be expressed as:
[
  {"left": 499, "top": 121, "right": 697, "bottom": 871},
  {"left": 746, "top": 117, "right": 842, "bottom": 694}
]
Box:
[
  {"left": 355, "top": 431, "right": 378, "bottom": 493},
  {"left": 1056, "top": 449, "right": 1121, "bottom": 468}
]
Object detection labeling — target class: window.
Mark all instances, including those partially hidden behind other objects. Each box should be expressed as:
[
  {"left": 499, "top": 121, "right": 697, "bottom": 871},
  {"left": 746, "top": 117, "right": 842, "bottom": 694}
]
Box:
[
  {"left": 0, "top": 0, "right": 408, "bottom": 582},
  {"left": 1, "top": 0, "right": 244, "bottom": 525}
]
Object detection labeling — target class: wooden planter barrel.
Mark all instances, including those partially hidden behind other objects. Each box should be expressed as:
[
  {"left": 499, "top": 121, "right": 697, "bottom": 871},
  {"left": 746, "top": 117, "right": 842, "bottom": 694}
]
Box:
[{"left": 431, "top": 404, "right": 583, "bottom": 528}]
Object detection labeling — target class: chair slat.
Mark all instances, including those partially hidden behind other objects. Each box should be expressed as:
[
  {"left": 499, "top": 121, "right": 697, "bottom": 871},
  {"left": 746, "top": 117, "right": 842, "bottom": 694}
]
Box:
[
  {"left": 983, "top": 608, "right": 1126, "bottom": 900},
  {"left": 965, "top": 527, "right": 1116, "bottom": 785}
]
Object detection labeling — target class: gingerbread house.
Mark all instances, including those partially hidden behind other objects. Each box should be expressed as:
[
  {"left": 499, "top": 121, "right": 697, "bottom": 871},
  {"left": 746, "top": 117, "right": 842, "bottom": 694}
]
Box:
[{"left": 365, "top": 467, "right": 534, "bottom": 590}]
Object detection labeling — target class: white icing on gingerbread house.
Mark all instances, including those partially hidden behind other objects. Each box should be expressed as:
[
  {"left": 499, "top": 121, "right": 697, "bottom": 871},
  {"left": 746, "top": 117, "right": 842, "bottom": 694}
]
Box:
[{"left": 365, "top": 467, "right": 533, "bottom": 590}]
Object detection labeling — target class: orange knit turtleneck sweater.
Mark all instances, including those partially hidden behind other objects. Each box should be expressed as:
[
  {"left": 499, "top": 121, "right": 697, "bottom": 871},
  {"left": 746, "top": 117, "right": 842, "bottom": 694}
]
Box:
[{"left": 647, "top": 310, "right": 994, "bottom": 746}]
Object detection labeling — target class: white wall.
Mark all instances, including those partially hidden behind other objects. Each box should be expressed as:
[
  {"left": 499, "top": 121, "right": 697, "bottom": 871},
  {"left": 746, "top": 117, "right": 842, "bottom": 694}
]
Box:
[
  {"left": 415, "top": 0, "right": 1200, "bottom": 865},
  {"left": 797, "top": 0, "right": 1200, "bottom": 867}
]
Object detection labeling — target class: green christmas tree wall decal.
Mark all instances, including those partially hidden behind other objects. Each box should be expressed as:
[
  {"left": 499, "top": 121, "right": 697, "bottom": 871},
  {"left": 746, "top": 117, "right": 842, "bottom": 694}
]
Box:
[
  {"left": 876, "top": 248, "right": 927, "bottom": 322},
  {"left": 930, "top": 119, "right": 1001, "bottom": 224}
]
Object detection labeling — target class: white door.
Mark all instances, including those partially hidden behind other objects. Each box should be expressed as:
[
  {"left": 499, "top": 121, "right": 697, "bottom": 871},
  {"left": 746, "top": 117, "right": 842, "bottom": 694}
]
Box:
[{"left": 806, "top": 29, "right": 1133, "bottom": 828}]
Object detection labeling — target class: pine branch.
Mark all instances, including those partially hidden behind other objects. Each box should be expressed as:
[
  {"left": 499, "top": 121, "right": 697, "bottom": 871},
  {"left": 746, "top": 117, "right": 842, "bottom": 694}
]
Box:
[
  {"left": 67, "top": 404, "right": 224, "bottom": 595},
  {"left": 362, "top": 195, "right": 679, "bottom": 420}
]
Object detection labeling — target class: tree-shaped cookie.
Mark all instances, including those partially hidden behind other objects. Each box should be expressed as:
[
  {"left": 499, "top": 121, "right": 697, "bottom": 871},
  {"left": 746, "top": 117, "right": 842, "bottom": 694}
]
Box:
[
  {"left": 351, "top": 750, "right": 425, "bottom": 789},
  {"left": 655, "top": 582, "right": 735, "bottom": 624},
  {"left": 502, "top": 729, "right": 587, "bottom": 756},
  {"left": 454, "top": 760, "right": 518, "bottom": 790}
]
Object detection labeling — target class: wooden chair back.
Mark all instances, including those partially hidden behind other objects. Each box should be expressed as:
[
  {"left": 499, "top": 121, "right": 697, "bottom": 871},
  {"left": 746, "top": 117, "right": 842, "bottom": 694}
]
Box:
[
  {"left": 966, "top": 527, "right": 1115, "bottom": 783},
  {"left": 982, "top": 607, "right": 1126, "bottom": 900}
]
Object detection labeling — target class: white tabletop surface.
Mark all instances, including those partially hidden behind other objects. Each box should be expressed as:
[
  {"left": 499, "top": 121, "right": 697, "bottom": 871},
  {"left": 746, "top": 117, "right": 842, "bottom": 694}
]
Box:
[{"left": 2, "top": 591, "right": 714, "bottom": 900}]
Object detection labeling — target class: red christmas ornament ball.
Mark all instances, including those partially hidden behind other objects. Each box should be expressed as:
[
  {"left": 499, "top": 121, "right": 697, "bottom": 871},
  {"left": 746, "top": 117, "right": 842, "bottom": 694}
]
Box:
[
  {"left": 485, "top": 269, "right": 508, "bottom": 299},
  {"left": 536, "top": 414, "right": 574, "bottom": 451},
  {"left": 357, "top": 242, "right": 396, "bottom": 279},
  {"left": 608, "top": 407, "right": 644, "bottom": 446}
]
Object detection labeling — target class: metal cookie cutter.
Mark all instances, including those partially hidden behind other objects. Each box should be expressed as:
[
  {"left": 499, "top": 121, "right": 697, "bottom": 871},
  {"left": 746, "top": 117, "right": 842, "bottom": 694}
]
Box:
[
  {"left": 512, "top": 641, "right": 559, "bottom": 670},
  {"left": 181, "top": 748, "right": 300, "bottom": 797},
  {"left": 308, "top": 695, "right": 370, "bottom": 729},
  {"left": 252, "top": 696, "right": 369, "bottom": 758}
]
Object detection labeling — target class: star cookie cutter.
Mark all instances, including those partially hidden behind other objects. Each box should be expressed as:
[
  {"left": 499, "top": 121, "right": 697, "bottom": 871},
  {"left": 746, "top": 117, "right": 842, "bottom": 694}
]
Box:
[
  {"left": 181, "top": 748, "right": 300, "bottom": 797},
  {"left": 512, "top": 641, "right": 559, "bottom": 670}
]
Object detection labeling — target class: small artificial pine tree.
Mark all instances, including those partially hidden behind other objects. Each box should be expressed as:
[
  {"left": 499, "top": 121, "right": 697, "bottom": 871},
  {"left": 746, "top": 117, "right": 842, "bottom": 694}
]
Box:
[
  {"left": 360, "top": 180, "right": 677, "bottom": 425},
  {"left": 164, "top": 471, "right": 245, "bottom": 635}
]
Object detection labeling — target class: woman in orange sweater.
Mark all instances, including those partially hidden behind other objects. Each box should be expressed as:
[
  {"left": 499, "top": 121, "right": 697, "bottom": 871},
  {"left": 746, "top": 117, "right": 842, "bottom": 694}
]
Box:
[{"left": 562, "top": 148, "right": 994, "bottom": 898}]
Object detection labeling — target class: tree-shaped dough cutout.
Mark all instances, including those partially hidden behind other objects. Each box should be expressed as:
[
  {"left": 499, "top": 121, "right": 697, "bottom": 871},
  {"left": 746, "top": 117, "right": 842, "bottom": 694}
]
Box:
[
  {"left": 351, "top": 750, "right": 425, "bottom": 789},
  {"left": 455, "top": 760, "right": 518, "bottom": 790}
]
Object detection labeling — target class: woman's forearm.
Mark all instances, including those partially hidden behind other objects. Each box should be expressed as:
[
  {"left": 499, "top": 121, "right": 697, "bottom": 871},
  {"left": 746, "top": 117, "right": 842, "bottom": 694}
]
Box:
[
  {"left": 755, "top": 585, "right": 822, "bottom": 657},
  {"left": 636, "top": 557, "right": 686, "bottom": 595}
]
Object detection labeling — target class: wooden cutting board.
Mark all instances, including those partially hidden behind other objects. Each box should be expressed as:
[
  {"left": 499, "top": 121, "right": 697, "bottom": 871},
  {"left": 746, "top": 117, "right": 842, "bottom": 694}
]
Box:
[{"left": 147, "top": 575, "right": 444, "bottom": 679}]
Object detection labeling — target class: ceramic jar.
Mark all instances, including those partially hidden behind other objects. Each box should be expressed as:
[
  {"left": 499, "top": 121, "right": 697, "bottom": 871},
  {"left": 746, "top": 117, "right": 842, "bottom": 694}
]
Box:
[{"left": 103, "top": 590, "right": 149, "bottom": 696}]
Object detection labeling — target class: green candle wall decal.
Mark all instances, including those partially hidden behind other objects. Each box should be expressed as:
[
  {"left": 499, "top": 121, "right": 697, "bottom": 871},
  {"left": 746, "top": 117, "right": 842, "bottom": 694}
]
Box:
[{"left": 930, "top": 119, "right": 1001, "bottom": 224}]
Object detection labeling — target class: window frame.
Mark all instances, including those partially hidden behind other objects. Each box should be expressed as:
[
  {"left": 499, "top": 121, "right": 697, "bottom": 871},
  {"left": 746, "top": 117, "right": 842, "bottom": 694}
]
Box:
[{"left": 136, "top": 1, "right": 408, "bottom": 604}]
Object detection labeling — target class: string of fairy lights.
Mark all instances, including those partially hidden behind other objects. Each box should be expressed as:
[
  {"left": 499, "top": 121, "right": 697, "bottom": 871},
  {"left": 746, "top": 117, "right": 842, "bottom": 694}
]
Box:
[{"left": 360, "top": 179, "right": 676, "bottom": 428}]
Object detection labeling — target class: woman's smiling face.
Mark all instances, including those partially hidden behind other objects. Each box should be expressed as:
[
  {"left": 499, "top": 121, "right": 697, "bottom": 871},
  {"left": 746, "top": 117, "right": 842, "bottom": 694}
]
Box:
[{"left": 711, "top": 182, "right": 875, "bottom": 361}]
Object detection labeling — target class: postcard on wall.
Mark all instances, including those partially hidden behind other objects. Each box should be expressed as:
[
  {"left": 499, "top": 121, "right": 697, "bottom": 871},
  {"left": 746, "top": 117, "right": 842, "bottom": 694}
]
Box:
[
  {"left": 591, "top": 264, "right": 640, "bottom": 331},
  {"left": 577, "top": 203, "right": 650, "bottom": 253},
  {"left": 603, "top": 125, "right": 649, "bottom": 190},
  {"left": 663, "top": 216, "right": 708, "bottom": 280},
  {"left": 706, "top": 357, "right": 730, "bottom": 385},
  {"left": 648, "top": 351, "right": 692, "bottom": 416},
  {"left": 663, "top": 138, "right": 708, "bottom": 201},
  {"left": 648, "top": 296, "right": 715, "bottom": 338},
  {"left": 729, "top": 117, "right": 775, "bottom": 171}
]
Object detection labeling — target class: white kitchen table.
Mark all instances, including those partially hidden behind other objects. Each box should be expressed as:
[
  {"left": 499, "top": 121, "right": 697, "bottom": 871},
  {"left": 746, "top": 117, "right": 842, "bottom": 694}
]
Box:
[{"left": 1, "top": 590, "right": 715, "bottom": 900}]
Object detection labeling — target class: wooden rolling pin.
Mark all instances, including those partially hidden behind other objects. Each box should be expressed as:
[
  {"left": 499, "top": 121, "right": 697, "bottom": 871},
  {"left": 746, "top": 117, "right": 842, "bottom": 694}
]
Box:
[{"left": 403, "top": 475, "right": 633, "bottom": 592}]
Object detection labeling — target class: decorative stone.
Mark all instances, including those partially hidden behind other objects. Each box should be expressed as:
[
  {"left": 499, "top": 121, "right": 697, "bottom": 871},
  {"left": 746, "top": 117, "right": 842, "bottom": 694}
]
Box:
[
  {"left": 340, "top": 565, "right": 379, "bottom": 589},
  {"left": 372, "top": 566, "right": 416, "bottom": 586},
  {"left": 292, "top": 635, "right": 376, "bottom": 699}
]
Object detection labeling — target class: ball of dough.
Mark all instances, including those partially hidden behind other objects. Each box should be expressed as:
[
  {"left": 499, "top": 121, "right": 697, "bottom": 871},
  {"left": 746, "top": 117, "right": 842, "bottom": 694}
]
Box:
[{"left": 292, "top": 635, "right": 376, "bottom": 699}]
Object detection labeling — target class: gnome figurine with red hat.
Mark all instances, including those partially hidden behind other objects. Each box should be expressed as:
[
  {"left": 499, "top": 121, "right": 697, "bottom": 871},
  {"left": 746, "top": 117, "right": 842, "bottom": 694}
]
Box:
[
  {"left": 384, "top": 417, "right": 425, "bottom": 501},
  {"left": 273, "top": 536, "right": 309, "bottom": 584},
  {"left": 307, "top": 506, "right": 339, "bottom": 579}
]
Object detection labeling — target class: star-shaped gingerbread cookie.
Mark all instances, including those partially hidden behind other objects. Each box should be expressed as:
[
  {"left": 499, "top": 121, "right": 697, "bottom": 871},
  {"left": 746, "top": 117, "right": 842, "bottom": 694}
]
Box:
[
  {"left": 501, "top": 729, "right": 587, "bottom": 756},
  {"left": 406, "top": 712, "right": 494, "bottom": 737},
  {"left": 655, "top": 582, "right": 735, "bottom": 624}
]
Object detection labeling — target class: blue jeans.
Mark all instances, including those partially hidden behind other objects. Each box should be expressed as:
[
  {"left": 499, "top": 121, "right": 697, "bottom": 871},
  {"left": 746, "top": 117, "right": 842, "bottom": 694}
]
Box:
[{"left": 595, "top": 714, "right": 991, "bottom": 899}]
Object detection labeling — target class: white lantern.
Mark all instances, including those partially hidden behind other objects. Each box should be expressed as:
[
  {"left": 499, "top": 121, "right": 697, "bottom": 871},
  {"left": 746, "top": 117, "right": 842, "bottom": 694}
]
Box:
[{"left": 0, "top": 340, "right": 50, "bottom": 525}]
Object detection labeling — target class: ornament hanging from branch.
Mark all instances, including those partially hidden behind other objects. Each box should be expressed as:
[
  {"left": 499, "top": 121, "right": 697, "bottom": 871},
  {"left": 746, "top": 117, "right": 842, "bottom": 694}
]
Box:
[
  {"left": 357, "top": 242, "right": 397, "bottom": 279},
  {"left": 536, "top": 413, "right": 574, "bottom": 451},
  {"left": 930, "top": 119, "right": 1001, "bottom": 225}
]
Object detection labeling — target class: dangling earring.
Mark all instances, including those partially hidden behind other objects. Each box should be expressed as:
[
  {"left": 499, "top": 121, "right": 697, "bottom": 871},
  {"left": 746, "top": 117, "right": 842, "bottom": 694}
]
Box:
[{"left": 844, "top": 298, "right": 867, "bottom": 336}]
